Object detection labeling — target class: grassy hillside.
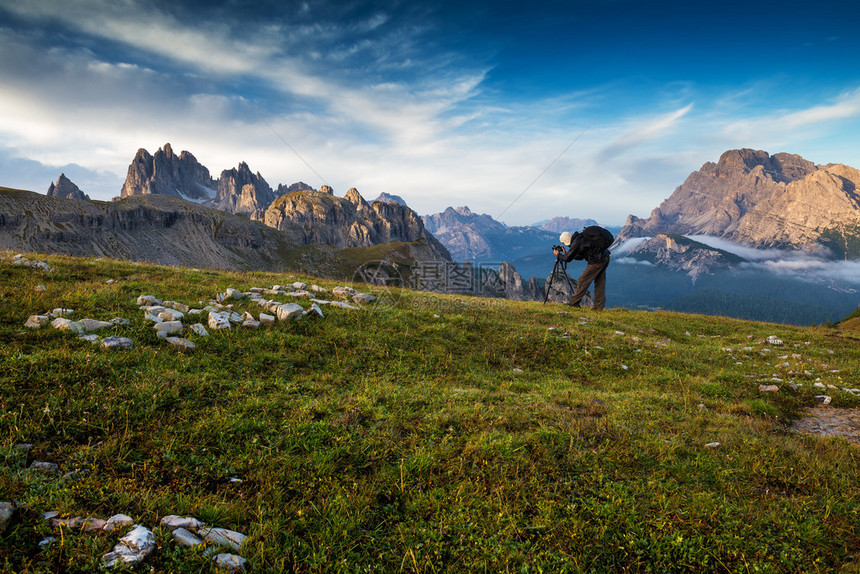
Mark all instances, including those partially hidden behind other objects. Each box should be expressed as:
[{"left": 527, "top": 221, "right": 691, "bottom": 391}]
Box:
[{"left": 1, "top": 251, "right": 859, "bottom": 573}]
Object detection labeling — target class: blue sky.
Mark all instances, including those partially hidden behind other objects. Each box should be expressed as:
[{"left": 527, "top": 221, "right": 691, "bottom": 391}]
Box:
[{"left": 1, "top": 0, "right": 859, "bottom": 226}]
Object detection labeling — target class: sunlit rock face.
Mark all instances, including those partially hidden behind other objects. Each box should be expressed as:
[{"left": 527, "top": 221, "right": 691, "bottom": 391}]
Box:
[{"left": 617, "top": 149, "right": 860, "bottom": 257}]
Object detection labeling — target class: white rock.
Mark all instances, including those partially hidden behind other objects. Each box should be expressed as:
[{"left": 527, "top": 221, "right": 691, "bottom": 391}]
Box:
[
  {"left": 259, "top": 313, "right": 275, "bottom": 325},
  {"left": 292, "top": 281, "right": 308, "bottom": 290},
  {"left": 276, "top": 303, "right": 304, "bottom": 321},
  {"left": 242, "top": 320, "right": 261, "bottom": 329},
  {"left": 101, "top": 336, "right": 133, "bottom": 350},
  {"left": 24, "top": 315, "right": 50, "bottom": 328},
  {"left": 704, "top": 442, "right": 721, "bottom": 449},
  {"left": 352, "top": 293, "right": 376, "bottom": 305},
  {"left": 160, "top": 515, "right": 206, "bottom": 532},
  {"left": 815, "top": 395, "right": 832, "bottom": 405},
  {"left": 758, "top": 385, "right": 779, "bottom": 393},
  {"left": 136, "top": 295, "right": 161, "bottom": 306},
  {"left": 225, "top": 288, "right": 244, "bottom": 300},
  {"left": 332, "top": 286, "right": 355, "bottom": 298},
  {"left": 208, "top": 312, "right": 231, "bottom": 331},
  {"left": 166, "top": 337, "right": 196, "bottom": 353},
  {"left": 155, "top": 321, "right": 184, "bottom": 338},
  {"left": 103, "top": 514, "right": 135, "bottom": 532},
  {"left": 199, "top": 527, "right": 247, "bottom": 551},
  {"left": 78, "top": 318, "right": 114, "bottom": 332},
  {"left": 213, "top": 553, "right": 248, "bottom": 572},
  {"left": 172, "top": 527, "right": 204, "bottom": 547},
  {"left": 78, "top": 334, "right": 100, "bottom": 344},
  {"left": 51, "top": 317, "right": 85, "bottom": 334},
  {"left": 164, "top": 301, "right": 190, "bottom": 313},
  {"left": 190, "top": 323, "right": 209, "bottom": 337},
  {"left": 228, "top": 311, "right": 243, "bottom": 324},
  {"left": 328, "top": 301, "right": 357, "bottom": 310},
  {"left": 158, "top": 309, "right": 185, "bottom": 321},
  {"left": 29, "top": 461, "right": 59, "bottom": 473},
  {"left": 102, "top": 524, "right": 155, "bottom": 567},
  {"left": 310, "top": 284, "right": 328, "bottom": 294},
  {"left": 34, "top": 284, "right": 47, "bottom": 293},
  {"left": 110, "top": 317, "right": 130, "bottom": 325},
  {"left": 241, "top": 311, "right": 254, "bottom": 321}
]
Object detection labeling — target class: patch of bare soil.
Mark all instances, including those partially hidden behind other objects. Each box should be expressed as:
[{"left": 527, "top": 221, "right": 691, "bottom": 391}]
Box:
[{"left": 791, "top": 407, "right": 860, "bottom": 445}]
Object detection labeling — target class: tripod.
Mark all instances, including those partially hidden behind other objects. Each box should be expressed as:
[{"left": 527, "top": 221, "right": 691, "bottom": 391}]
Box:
[{"left": 543, "top": 257, "right": 576, "bottom": 304}]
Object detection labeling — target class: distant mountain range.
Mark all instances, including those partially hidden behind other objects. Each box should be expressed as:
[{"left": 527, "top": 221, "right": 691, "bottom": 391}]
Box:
[{"left": 4, "top": 145, "right": 859, "bottom": 323}]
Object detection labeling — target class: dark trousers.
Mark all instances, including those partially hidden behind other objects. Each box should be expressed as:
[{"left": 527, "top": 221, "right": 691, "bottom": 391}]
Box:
[{"left": 569, "top": 255, "right": 610, "bottom": 309}]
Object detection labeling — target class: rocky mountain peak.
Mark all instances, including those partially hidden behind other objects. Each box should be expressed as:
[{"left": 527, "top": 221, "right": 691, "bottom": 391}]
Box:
[
  {"left": 455, "top": 206, "right": 473, "bottom": 217},
  {"left": 344, "top": 187, "right": 368, "bottom": 209},
  {"left": 374, "top": 192, "right": 407, "bottom": 206},
  {"left": 617, "top": 149, "right": 860, "bottom": 256},
  {"left": 120, "top": 143, "right": 215, "bottom": 201},
  {"left": 214, "top": 162, "right": 274, "bottom": 218},
  {"left": 319, "top": 185, "right": 334, "bottom": 195},
  {"left": 47, "top": 174, "right": 90, "bottom": 201}
]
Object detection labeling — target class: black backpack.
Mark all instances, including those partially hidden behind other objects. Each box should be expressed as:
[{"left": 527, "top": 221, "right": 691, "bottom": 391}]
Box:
[{"left": 580, "top": 226, "right": 614, "bottom": 251}]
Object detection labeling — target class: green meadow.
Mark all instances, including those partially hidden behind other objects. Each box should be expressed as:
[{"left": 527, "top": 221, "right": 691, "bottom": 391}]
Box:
[{"left": 1, "top": 252, "right": 858, "bottom": 573}]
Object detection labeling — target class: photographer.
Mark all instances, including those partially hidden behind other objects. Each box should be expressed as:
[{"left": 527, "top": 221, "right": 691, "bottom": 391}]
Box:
[{"left": 552, "top": 227, "right": 612, "bottom": 310}]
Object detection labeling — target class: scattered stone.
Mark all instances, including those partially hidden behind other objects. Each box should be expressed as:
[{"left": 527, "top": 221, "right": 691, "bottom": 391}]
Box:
[
  {"left": 815, "top": 395, "right": 832, "bottom": 405},
  {"left": 767, "top": 336, "right": 784, "bottom": 346},
  {"left": 332, "top": 286, "right": 355, "bottom": 299},
  {"left": 172, "top": 527, "right": 204, "bottom": 547},
  {"left": 155, "top": 321, "right": 184, "bottom": 338},
  {"left": 78, "top": 318, "right": 114, "bottom": 332},
  {"left": 165, "top": 337, "right": 196, "bottom": 353},
  {"left": 78, "top": 334, "right": 100, "bottom": 344},
  {"left": 41, "top": 511, "right": 59, "bottom": 521},
  {"left": 242, "top": 319, "right": 260, "bottom": 329},
  {"left": 352, "top": 293, "right": 376, "bottom": 305},
  {"left": 307, "top": 303, "right": 324, "bottom": 319},
  {"left": 52, "top": 308, "right": 74, "bottom": 316},
  {"left": 51, "top": 317, "right": 85, "bottom": 334},
  {"left": 160, "top": 515, "right": 206, "bottom": 532},
  {"left": 758, "top": 385, "right": 779, "bottom": 393},
  {"left": 704, "top": 442, "right": 721, "bottom": 449},
  {"left": 102, "top": 524, "right": 155, "bottom": 568},
  {"left": 136, "top": 295, "right": 161, "bottom": 306},
  {"left": 29, "top": 461, "right": 59, "bottom": 473},
  {"left": 34, "top": 284, "right": 47, "bottom": 293},
  {"left": 110, "top": 317, "right": 130, "bottom": 325},
  {"left": 101, "top": 336, "right": 133, "bottom": 350},
  {"left": 227, "top": 311, "right": 243, "bottom": 324},
  {"left": 208, "top": 312, "right": 231, "bottom": 330},
  {"left": 259, "top": 313, "right": 275, "bottom": 325},
  {"left": 190, "top": 323, "right": 209, "bottom": 337},
  {"left": 224, "top": 288, "right": 244, "bottom": 301},
  {"left": 213, "top": 553, "right": 248, "bottom": 572},
  {"left": 199, "top": 527, "right": 247, "bottom": 551},
  {"left": 24, "top": 315, "right": 50, "bottom": 328},
  {"left": 327, "top": 301, "right": 357, "bottom": 310},
  {"left": 81, "top": 517, "right": 107, "bottom": 532},
  {"left": 276, "top": 303, "right": 304, "bottom": 321},
  {"left": 103, "top": 514, "right": 135, "bottom": 532},
  {"left": 38, "top": 537, "right": 56, "bottom": 548},
  {"left": 158, "top": 309, "right": 185, "bottom": 321},
  {"left": 164, "top": 301, "right": 190, "bottom": 313},
  {"left": 0, "top": 502, "right": 15, "bottom": 535},
  {"left": 52, "top": 516, "right": 84, "bottom": 529},
  {"left": 292, "top": 281, "right": 308, "bottom": 290},
  {"left": 310, "top": 284, "right": 328, "bottom": 294},
  {"left": 512, "top": 368, "right": 524, "bottom": 374}
]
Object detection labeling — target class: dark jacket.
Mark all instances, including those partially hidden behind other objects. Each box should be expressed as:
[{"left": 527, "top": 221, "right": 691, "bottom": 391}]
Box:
[{"left": 559, "top": 233, "right": 610, "bottom": 265}]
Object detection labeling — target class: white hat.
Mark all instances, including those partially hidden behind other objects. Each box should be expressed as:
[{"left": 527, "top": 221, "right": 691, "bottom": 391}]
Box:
[{"left": 559, "top": 231, "right": 573, "bottom": 246}]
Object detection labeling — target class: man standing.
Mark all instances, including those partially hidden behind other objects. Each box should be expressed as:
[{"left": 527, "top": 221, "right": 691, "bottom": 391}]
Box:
[{"left": 552, "top": 226, "right": 613, "bottom": 310}]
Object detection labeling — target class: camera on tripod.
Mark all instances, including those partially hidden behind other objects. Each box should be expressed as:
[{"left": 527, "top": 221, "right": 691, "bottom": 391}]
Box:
[{"left": 552, "top": 244, "right": 565, "bottom": 252}]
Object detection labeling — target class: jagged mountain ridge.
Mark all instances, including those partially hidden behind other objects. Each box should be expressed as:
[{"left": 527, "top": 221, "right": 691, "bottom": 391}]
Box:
[
  {"left": 422, "top": 206, "right": 560, "bottom": 263},
  {"left": 618, "top": 234, "right": 746, "bottom": 282},
  {"left": 618, "top": 148, "right": 860, "bottom": 257},
  {"left": 47, "top": 174, "right": 90, "bottom": 201}
]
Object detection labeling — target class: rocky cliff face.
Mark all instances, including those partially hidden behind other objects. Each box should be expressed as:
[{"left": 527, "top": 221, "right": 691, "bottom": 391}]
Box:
[
  {"left": 535, "top": 216, "right": 598, "bottom": 233},
  {"left": 47, "top": 174, "right": 90, "bottom": 201},
  {"left": 0, "top": 189, "right": 299, "bottom": 271},
  {"left": 619, "top": 234, "right": 746, "bottom": 282},
  {"left": 120, "top": 143, "right": 216, "bottom": 201},
  {"left": 263, "top": 187, "right": 451, "bottom": 261},
  {"left": 618, "top": 149, "right": 860, "bottom": 257},
  {"left": 213, "top": 162, "right": 275, "bottom": 218}
]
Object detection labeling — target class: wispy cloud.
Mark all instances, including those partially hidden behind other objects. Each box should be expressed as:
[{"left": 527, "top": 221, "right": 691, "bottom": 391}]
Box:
[{"left": 599, "top": 103, "right": 694, "bottom": 160}]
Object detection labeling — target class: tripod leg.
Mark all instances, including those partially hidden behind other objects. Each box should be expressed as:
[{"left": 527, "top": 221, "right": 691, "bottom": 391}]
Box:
[{"left": 543, "top": 260, "right": 560, "bottom": 304}]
